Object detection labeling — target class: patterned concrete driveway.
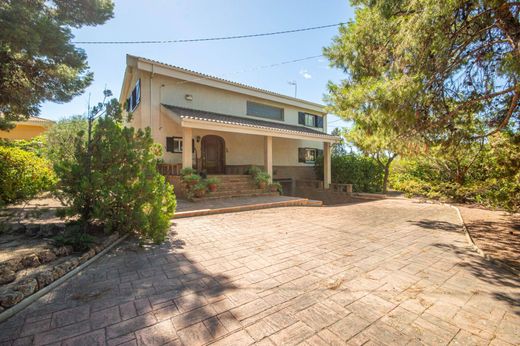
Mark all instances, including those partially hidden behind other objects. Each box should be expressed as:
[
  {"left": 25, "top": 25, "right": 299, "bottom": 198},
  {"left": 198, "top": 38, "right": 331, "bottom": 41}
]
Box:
[{"left": 0, "top": 199, "right": 519, "bottom": 345}]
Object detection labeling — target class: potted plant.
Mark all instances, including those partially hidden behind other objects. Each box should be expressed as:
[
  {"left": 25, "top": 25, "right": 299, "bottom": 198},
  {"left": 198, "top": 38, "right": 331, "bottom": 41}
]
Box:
[
  {"left": 180, "top": 167, "right": 196, "bottom": 176},
  {"left": 206, "top": 177, "right": 220, "bottom": 192},
  {"left": 182, "top": 173, "right": 201, "bottom": 187},
  {"left": 193, "top": 182, "right": 207, "bottom": 198},
  {"left": 255, "top": 171, "right": 270, "bottom": 189},
  {"left": 245, "top": 166, "right": 261, "bottom": 177},
  {"left": 269, "top": 182, "right": 282, "bottom": 193}
]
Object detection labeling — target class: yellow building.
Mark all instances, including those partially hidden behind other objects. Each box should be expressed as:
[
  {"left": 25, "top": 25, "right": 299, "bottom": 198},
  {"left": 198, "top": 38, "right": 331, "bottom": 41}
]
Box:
[{"left": 0, "top": 116, "right": 54, "bottom": 140}]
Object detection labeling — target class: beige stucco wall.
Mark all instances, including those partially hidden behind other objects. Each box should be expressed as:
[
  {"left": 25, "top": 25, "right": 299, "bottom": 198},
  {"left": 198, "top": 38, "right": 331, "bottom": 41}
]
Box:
[{"left": 121, "top": 69, "right": 326, "bottom": 168}]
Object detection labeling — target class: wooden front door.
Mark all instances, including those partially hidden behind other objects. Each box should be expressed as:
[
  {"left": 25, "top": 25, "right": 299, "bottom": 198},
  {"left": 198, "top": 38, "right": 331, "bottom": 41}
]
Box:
[{"left": 201, "top": 135, "right": 225, "bottom": 174}]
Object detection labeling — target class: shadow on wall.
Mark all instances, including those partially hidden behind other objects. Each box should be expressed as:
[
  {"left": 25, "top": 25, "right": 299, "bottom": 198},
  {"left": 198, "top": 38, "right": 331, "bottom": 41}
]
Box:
[{"left": 0, "top": 230, "right": 236, "bottom": 344}]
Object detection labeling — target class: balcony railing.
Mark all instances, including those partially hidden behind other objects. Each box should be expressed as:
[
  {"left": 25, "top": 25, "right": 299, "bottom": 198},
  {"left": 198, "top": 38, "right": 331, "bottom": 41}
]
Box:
[{"left": 157, "top": 163, "right": 182, "bottom": 176}]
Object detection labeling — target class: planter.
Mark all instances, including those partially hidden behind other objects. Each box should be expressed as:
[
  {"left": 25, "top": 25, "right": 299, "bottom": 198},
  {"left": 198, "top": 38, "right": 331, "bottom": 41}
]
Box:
[
  {"left": 208, "top": 184, "right": 218, "bottom": 192},
  {"left": 258, "top": 181, "right": 267, "bottom": 189}
]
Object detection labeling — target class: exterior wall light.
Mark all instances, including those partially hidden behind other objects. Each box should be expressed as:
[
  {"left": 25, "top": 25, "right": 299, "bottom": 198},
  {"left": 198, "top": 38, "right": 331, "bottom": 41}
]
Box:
[{"left": 185, "top": 94, "right": 193, "bottom": 101}]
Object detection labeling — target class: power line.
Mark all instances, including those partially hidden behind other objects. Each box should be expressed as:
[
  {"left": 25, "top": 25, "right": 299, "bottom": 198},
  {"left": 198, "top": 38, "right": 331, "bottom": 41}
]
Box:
[
  {"left": 175, "top": 55, "right": 324, "bottom": 86},
  {"left": 74, "top": 22, "right": 345, "bottom": 45}
]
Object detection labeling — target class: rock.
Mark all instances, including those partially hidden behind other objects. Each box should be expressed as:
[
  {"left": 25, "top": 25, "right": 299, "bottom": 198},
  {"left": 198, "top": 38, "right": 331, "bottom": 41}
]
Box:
[
  {"left": 67, "top": 258, "right": 80, "bottom": 270},
  {"left": 37, "top": 250, "right": 56, "bottom": 263},
  {"left": 91, "top": 244, "right": 103, "bottom": 254},
  {"left": 0, "top": 306, "right": 4, "bottom": 313},
  {"left": 51, "top": 266, "right": 66, "bottom": 280},
  {"left": 35, "top": 270, "right": 54, "bottom": 289},
  {"left": 21, "top": 254, "right": 41, "bottom": 268},
  {"left": 0, "top": 267, "right": 16, "bottom": 285},
  {"left": 54, "top": 245, "right": 73, "bottom": 256},
  {"left": 13, "top": 278, "right": 37, "bottom": 296},
  {"left": 0, "top": 290, "right": 24, "bottom": 308},
  {"left": 25, "top": 224, "right": 40, "bottom": 237},
  {"left": 39, "top": 223, "right": 66, "bottom": 238},
  {"left": 2, "top": 258, "right": 23, "bottom": 272}
]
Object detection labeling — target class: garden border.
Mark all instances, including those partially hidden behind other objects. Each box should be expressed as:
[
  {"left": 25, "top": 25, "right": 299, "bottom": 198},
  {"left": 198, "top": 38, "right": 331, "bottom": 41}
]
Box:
[
  {"left": 0, "top": 233, "right": 128, "bottom": 323},
  {"left": 449, "top": 204, "right": 520, "bottom": 277}
]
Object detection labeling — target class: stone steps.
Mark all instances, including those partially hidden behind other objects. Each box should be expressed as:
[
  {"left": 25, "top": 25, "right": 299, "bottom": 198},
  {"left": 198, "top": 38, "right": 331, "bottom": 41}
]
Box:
[{"left": 193, "top": 191, "right": 279, "bottom": 201}]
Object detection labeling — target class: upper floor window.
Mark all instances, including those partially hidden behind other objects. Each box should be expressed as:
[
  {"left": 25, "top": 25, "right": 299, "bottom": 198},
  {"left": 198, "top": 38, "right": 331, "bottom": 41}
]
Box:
[
  {"left": 298, "top": 112, "right": 323, "bottom": 128},
  {"left": 126, "top": 79, "right": 141, "bottom": 112},
  {"left": 247, "top": 101, "right": 284, "bottom": 121}
]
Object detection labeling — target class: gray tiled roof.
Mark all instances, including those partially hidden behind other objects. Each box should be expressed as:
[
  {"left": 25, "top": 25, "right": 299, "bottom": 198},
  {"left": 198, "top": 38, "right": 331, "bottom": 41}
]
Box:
[{"left": 162, "top": 104, "right": 337, "bottom": 140}]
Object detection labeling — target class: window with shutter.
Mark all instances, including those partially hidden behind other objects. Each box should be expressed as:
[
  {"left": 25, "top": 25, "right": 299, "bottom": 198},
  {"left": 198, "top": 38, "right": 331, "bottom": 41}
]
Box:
[
  {"left": 298, "top": 148, "right": 306, "bottom": 163},
  {"left": 316, "top": 116, "right": 324, "bottom": 128},
  {"left": 298, "top": 112, "right": 305, "bottom": 125},
  {"left": 166, "top": 137, "right": 174, "bottom": 153}
]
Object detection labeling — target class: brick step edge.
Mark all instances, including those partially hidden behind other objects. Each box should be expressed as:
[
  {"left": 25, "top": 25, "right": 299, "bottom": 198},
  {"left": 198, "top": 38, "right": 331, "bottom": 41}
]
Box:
[
  {"left": 0, "top": 233, "right": 127, "bottom": 322},
  {"left": 192, "top": 192, "right": 280, "bottom": 200},
  {"left": 175, "top": 198, "right": 310, "bottom": 218}
]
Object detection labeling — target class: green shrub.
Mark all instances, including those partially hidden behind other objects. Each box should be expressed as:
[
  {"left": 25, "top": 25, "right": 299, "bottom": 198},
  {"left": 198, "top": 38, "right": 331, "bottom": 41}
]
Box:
[
  {"left": 55, "top": 99, "right": 176, "bottom": 243},
  {"left": 0, "top": 146, "right": 56, "bottom": 205},
  {"left": 180, "top": 167, "right": 196, "bottom": 176},
  {"left": 245, "top": 166, "right": 261, "bottom": 177},
  {"left": 315, "top": 154, "right": 384, "bottom": 192},
  {"left": 44, "top": 115, "right": 88, "bottom": 164},
  {"left": 254, "top": 171, "right": 271, "bottom": 186}
]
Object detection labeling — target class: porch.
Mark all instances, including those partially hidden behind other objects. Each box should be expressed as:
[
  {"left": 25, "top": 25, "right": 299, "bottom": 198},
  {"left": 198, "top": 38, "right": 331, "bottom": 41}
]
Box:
[{"left": 158, "top": 105, "right": 337, "bottom": 191}]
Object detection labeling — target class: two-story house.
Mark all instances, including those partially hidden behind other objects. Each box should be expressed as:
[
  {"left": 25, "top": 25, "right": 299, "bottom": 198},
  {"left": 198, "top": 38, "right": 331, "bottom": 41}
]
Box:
[{"left": 119, "top": 55, "right": 337, "bottom": 192}]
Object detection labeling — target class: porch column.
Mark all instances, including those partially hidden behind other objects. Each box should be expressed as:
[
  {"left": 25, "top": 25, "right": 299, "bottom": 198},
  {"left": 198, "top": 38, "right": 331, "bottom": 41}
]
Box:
[
  {"left": 264, "top": 135, "right": 273, "bottom": 182},
  {"left": 324, "top": 142, "right": 331, "bottom": 189},
  {"left": 182, "top": 127, "right": 192, "bottom": 169}
]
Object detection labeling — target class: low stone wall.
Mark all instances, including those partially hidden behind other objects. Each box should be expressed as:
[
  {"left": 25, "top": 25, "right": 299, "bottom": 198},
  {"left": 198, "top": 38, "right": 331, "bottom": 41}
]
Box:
[{"left": 0, "top": 232, "right": 120, "bottom": 313}]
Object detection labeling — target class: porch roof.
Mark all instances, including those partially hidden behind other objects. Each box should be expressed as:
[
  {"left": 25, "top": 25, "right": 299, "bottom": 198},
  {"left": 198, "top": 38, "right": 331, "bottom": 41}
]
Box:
[{"left": 162, "top": 104, "right": 339, "bottom": 142}]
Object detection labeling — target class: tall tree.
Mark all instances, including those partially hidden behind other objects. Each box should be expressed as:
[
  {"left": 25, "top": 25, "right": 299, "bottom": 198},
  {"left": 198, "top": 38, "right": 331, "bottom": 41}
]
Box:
[
  {"left": 0, "top": 0, "right": 114, "bottom": 130},
  {"left": 331, "top": 127, "right": 348, "bottom": 156},
  {"left": 324, "top": 0, "right": 519, "bottom": 147},
  {"left": 344, "top": 125, "right": 400, "bottom": 193}
]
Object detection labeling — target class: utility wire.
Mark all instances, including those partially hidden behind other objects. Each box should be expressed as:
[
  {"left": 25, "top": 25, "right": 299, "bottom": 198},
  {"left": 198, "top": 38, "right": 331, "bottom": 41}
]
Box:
[
  {"left": 74, "top": 22, "right": 345, "bottom": 45},
  {"left": 174, "top": 55, "right": 324, "bottom": 86}
]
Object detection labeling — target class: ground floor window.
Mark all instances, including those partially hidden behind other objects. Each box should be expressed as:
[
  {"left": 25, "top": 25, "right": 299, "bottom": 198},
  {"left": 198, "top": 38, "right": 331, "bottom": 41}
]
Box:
[
  {"left": 166, "top": 137, "right": 183, "bottom": 153},
  {"left": 298, "top": 147, "right": 323, "bottom": 163}
]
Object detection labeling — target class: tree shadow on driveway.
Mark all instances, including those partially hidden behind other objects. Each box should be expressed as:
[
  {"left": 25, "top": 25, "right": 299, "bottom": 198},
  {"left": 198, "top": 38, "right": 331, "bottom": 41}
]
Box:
[
  {"left": 0, "top": 232, "right": 236, "bottom": 345},
  {"left": 408, "top": 219, "right": 461, "bottom": 232},
  {"left": 432, "top": 242, "right": 520, "bottom": 316}
]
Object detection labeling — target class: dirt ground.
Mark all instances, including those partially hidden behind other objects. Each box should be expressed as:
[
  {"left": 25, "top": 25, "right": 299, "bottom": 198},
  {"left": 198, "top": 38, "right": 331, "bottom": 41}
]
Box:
[{"left": 457, "top": 205, "right": 520, "bottom": 270}]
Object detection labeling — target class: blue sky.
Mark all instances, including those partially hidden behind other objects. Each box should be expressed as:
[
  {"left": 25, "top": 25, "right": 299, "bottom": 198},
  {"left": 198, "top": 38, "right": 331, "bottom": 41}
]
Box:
[{"left": 40, "top": 0, "right": 354, "bottom": 132}]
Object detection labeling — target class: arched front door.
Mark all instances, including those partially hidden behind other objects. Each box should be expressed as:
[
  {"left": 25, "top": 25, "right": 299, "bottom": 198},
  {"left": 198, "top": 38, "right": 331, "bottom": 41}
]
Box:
[{"left": 201, "top": 135, "right": 225, "bottom": 174}]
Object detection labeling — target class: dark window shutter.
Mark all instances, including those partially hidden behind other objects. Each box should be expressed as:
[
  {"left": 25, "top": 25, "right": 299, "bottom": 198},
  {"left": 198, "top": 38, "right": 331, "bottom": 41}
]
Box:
[
  {"left": 166, "top": 137, "right": 174, "bottom": 152},
  {"left": 298, "top": 112, "right": 305, "bottom": 125},
  {"left": 315, "top": 116, "right": 323, "bottom": 128},
  {"left": 298, "top": 148, "right": 306, "bottom": 163}
]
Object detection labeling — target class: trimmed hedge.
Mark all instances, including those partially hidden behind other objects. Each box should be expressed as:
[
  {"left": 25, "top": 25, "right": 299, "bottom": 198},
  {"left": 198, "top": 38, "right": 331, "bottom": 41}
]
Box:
[
  {"left": 316, "top": 154, "right": 384, "bottom": 193},
  {"left": 0, "top": 146, "right": 56, "bottom": 205}
]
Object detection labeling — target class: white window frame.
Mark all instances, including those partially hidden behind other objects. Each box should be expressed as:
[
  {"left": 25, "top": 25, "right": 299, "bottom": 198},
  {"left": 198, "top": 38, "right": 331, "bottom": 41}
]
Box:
[
  {"left": 304, "top": 114, "right": 315, "bottom": 127},
  {"left": 304, "top": 148, "right": 317, "bottom": 163}
]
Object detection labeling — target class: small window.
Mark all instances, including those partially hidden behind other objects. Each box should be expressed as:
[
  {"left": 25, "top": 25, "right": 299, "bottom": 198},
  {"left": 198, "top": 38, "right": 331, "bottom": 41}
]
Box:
[
  {"left": 126, "top": 79, "right": 141, "bottom": 112},
  {"left": 247, "top": 101, "right": 284, "bottom": 121},
  {"left": 166, "top": 137, "right": 195, "bottom": 153},
  {"left": 298, "top": 112, "right": 323, "bottom": 128},
  {"left": 298, "top": 147, "right": 318, "bottom": 163},
  {"left": 166, "top": 137, "right": 183, "bottom": 153}
]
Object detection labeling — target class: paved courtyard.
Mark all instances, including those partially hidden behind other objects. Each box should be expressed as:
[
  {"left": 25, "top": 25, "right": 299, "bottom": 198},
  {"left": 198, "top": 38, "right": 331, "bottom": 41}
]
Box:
[{"left": 0, "top": 199, "right": 519, "bottom": 345}]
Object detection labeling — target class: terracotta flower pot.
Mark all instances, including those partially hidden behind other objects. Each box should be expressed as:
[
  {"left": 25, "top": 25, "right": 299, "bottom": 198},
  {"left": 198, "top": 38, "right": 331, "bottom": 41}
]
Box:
[
  {"left": 208, "top": 184, "right": 218, "bottom": 192},
  {"left": 258, "top": 181, "right": 267, "bottom": 189}
]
